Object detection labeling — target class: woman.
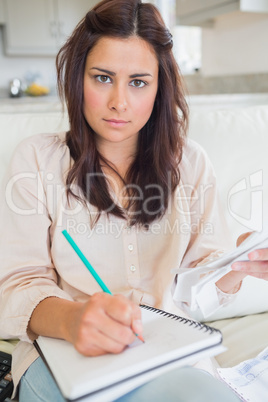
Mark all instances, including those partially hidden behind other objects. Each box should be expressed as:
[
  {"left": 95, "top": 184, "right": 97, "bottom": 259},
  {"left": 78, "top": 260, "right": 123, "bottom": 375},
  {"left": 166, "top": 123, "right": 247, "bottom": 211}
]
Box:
[{"left": 0, "top": 0, "right": 266, "bottom": 400}]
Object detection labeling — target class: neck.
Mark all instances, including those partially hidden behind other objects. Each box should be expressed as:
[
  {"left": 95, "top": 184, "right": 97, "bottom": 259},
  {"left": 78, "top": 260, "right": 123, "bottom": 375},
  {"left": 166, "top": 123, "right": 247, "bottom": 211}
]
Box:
[{"left": 97, "top": 137, "right": 138, "bottom": 178}]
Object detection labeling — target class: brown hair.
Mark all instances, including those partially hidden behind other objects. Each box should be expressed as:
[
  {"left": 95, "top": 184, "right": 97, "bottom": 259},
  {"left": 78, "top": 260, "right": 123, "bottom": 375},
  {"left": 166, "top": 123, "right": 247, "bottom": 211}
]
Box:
[{"left": 56, "top": 0, "right": 188, "bottom": 226}]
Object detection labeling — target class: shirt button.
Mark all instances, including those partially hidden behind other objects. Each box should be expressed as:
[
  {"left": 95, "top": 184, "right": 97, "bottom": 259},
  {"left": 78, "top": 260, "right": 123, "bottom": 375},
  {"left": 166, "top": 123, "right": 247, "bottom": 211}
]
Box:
[
  {"left": 128, "top": 244, "right": 134, "bottom": 251},
  {"left": 126, "top": 225, "right": 131, "bottom": 234},
  {"left": 130, "top": 265, "right": 136, "bottom": 272}
]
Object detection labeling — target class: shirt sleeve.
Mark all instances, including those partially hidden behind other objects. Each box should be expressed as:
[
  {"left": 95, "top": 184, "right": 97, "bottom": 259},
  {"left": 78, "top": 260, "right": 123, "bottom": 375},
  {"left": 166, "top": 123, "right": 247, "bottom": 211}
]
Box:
[
  {"left": 0, "top": 134, "right": 73, "bottom": 343},
  {"left": 172, "top": 139, "right": 237, "bottom": 320}
]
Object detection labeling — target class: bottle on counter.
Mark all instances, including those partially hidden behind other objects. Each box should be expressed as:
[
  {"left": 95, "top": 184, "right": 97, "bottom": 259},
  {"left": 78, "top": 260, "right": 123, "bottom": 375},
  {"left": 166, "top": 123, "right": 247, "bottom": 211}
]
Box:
[{"left": 9, "top": 79, "right": 22, "bottom": 98}]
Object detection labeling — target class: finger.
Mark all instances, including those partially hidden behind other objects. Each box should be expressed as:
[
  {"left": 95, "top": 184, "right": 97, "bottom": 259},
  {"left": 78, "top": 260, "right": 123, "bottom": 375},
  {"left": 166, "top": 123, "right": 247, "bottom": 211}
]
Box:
[
  {"left": 75, "top": 326, "right": 128, "bottom": 356},
  {"left": 107, "top": 294, "right": 141, "bottom": 327},
  {"left": 130, "top": 305, "right": 143, "bottom": 338},
  {"left": 216, "top": 270, "right": 246, "bottom": 293},
  {"left": 105, "top": 295, "right": 144, "bottom": 342},
  {"left": 97, "top": 314, "right": 136, "bottom": 346},
  {"left": 132, "top": 317, "right": 143, "bottom": 339},
  {"left": 248, "top": 248, "right": 268, "bottom": 261},
  {"left": 86, "top": 293, "right": 132, "bottom": 326},
  {"left": 236, "top": 232, "right": 252, "bottom": 247},
  {"left": 82, "top": 299, "right": 136, "bottom": 346},
  {"left": 232, "top": 260, "right": 268, "bottom": 280}
]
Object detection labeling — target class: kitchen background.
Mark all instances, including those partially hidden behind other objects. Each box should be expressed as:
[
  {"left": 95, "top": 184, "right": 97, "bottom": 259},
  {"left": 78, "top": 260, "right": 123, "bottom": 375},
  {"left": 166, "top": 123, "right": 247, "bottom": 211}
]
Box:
[{"left": 0, "top": 0, "right": 268, "bottom": 104}]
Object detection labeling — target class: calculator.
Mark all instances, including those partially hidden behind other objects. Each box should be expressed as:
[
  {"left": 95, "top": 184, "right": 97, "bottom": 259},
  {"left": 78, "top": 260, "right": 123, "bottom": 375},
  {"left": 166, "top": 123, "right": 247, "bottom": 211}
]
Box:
[{"left": 0, "top": 351, "right": 13, "bottom": 401}]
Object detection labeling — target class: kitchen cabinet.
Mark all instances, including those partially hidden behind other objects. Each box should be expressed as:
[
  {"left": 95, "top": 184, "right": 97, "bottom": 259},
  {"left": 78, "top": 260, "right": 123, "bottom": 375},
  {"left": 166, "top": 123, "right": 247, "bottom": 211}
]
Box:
[
  {"left": 56, "top": 0, "right": 96, "bottom": 47},
  {"left": 176, "top": 0, "right": 268, "bottom": 26},
  {"left": 2, "top": 0, "right": 97, "bottom": 56},
  {"left": 3, "top": 0, "right": 57, "bottom": 55}
]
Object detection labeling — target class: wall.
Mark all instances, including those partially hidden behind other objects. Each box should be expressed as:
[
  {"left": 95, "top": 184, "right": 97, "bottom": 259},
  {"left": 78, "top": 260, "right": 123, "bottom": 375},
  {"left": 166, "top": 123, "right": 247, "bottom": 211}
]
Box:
[
  {"left": 0, "top": 0, "right": 4, "bottom": 24},
  {"left": 183, "top": 10, "right": 268, "bottom": 94},
  {"left": 201, "top": 11, "right": 268, "bottom": 76}
]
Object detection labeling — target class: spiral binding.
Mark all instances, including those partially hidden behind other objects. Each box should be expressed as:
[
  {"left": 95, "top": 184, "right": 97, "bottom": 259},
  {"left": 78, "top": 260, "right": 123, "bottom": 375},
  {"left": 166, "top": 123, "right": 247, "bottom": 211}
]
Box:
[{"left": 140, "top": 304, "right": 222, "bottom": 336}]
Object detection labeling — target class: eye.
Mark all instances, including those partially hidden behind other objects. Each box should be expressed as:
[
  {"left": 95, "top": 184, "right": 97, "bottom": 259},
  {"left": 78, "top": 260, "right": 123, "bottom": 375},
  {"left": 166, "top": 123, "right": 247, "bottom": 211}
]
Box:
[
  {"left": 96, "top": 75, "right": 112, "bottom": 84},
  {"left": 130, "top": 79, "right": 147, "bottom": 88}
]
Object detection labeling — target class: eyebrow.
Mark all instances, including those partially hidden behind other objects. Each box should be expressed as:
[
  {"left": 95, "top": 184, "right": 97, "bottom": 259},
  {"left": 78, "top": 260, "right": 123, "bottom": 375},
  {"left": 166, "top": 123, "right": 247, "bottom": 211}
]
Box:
[{"left": 90, "top": 67, "right": 153, "bottom": 78}]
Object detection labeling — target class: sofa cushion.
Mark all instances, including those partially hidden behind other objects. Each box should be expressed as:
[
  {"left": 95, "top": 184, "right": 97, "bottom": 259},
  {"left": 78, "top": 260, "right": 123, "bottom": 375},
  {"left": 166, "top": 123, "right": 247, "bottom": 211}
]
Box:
[
  {"left": 188, "top": 104, "right": 268, "bottom": 245},
  {"left": 0, "top": 112, "right": 69, "bottom": 184},
  {"left": 207, "top": 311, "right": 268, "bottom": 367},
  {"left": 0, "top": 339, "right": 18, "bottom": 355}
]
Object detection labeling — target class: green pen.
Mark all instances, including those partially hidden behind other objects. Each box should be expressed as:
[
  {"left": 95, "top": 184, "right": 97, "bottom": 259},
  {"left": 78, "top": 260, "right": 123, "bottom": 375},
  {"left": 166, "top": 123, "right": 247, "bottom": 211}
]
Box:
[
  {"left": 62, "top": 229, "right": 112, "bottom": 294},
  {"left": 62, "top": 230, "right": 144, "bottom": 342}
]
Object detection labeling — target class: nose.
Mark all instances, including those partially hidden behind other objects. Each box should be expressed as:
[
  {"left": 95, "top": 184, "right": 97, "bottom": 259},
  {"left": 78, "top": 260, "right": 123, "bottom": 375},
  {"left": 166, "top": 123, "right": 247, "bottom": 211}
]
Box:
[{"left": 108, "top": 84, "right": 127, "bottom": 112}]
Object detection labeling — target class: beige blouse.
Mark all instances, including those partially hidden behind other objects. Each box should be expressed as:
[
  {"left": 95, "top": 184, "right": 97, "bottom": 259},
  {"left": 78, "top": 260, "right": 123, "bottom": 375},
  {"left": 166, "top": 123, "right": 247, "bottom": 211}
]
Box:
[{"left": 0, "top": 132, "right": 232, "bottom": 392}]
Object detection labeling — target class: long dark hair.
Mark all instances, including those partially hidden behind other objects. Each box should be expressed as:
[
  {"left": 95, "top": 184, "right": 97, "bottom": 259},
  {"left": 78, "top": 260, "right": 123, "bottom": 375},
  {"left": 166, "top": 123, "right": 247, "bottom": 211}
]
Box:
[{"left": 56, "top": 0, "right": 189, "bottom": 226}]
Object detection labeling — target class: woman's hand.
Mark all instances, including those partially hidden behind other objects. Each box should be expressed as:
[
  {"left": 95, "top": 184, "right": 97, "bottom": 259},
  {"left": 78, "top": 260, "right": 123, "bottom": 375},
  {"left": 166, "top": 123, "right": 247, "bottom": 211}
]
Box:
[
  {"left": 232, "top": 248, "right": 268, "bottom": 281},
  {"left": 29, "top": 293, "right": 143, "bottom": 357},
  {"left": 216, "top": 231, "right": 268, "bottom": 294},
  {"left": 64, "top": 292, "right": 143, "bottom": 356},
  {"left": 232, "top": 231, "right": 268, "bottom": 281}
]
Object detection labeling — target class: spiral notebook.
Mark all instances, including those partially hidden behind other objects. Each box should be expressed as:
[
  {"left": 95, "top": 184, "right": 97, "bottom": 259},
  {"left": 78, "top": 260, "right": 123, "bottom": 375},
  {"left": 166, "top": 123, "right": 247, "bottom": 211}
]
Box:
[{"left": 35, "top": 305, "right": 223, "bottom": 402}]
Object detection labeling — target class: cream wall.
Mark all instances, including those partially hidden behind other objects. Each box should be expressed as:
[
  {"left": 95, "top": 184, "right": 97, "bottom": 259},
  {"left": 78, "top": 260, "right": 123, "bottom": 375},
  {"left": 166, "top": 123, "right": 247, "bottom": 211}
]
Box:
[{"left": 202, "top": 11, "right": 268, "bottom": 76}]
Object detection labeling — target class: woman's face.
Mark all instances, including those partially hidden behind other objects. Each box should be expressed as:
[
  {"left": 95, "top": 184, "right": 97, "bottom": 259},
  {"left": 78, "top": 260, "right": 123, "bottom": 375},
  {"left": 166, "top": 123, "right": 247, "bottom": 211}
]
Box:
[{"left": 83, "top": 36, "right": 159, "bottom": 150}]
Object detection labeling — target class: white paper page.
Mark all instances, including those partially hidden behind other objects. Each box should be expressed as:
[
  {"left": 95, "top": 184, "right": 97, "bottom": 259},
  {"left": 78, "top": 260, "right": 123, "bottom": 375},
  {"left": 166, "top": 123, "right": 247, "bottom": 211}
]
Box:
[
  {"left": 173, "top": 228, "right": 268, "bottom": 313},
  {"left": 174, "top": 227, "right": 268, "bottom": 279},
  {"left": 80, "top": 345, "right": 225, "bottom": 402},
  {"left": 36, "top": 307, "right": 222, "bottom": 400},
  {"left": 217, "top": 347, "right": 268, "bottom": 402}
]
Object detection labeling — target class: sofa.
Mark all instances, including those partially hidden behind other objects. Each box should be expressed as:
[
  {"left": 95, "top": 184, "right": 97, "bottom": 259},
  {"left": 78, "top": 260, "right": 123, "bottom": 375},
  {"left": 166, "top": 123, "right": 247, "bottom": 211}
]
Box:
[
  {"left": 0, "top": 94, "right": 268, "bottom": 372},
  {"left": 187, "top": 95, "right": 268, "bottom": 368}
]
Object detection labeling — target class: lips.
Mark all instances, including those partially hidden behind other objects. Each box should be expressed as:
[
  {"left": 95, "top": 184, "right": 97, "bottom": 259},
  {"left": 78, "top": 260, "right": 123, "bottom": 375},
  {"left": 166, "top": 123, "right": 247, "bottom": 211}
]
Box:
[
  {"left": 105, "top": 119, "right": 128, "bottom": 124},
  {"left": 104, "top": 118, "right": 129, "bottom": 127}
]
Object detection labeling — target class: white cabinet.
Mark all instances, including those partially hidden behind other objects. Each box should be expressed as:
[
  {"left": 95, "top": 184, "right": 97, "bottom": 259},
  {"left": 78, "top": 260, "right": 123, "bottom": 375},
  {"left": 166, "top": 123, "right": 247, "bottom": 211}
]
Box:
[
  {"left": 176, "top": 0, "right": 268, "bottom": 26},
  {"left": 2, "top": 0, "right": 97, "bottom": 56},
  {"left": 3, "top": 0, "right": 57, "bottom": 55},
  {"left": 56, "top": 0, "right": 96, "bottom": 47}
]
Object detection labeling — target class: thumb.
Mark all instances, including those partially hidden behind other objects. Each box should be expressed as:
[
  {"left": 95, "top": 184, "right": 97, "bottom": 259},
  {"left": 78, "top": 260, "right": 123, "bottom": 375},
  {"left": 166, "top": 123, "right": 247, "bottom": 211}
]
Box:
[{"left": 236, "top": 231, "right": 252, "bottom": 247}]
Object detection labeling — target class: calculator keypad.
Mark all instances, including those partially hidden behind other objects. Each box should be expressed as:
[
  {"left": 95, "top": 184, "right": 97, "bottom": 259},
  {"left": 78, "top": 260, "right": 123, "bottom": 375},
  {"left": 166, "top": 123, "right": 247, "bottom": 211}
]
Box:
[{"left": 0, "top": 352, "right": 13, "bottom": 401}]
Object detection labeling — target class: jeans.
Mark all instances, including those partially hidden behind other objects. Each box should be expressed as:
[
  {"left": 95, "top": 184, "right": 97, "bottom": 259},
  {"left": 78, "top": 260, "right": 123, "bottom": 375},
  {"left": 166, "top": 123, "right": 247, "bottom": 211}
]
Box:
[{"left": 19, "top": 357, "right": 240, "bottom": 402}]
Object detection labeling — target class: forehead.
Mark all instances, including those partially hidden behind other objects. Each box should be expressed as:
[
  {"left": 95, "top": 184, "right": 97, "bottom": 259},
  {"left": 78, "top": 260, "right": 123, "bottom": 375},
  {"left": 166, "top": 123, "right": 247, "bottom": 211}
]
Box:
[{"left": 85, "top": 36, "right": 159, "bottom": 74}]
